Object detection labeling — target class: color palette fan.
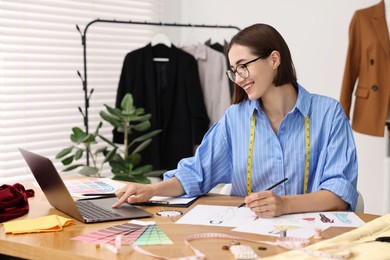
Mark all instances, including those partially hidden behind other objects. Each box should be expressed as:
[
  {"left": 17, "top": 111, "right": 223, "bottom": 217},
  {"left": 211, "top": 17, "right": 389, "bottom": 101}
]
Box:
[{"left": 72, "top": 221, "right": 172, "bottom": 246}]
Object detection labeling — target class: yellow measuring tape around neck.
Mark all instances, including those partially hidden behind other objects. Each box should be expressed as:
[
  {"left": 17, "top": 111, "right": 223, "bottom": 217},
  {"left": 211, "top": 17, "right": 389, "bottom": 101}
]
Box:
[
  {"left": 246, "top": 112, "right": 256, "bottom": 195},
  {"left": 246, "top": 112, "right": 310, "bottom": 195},
  {"left": 303, "top": 116, "right": 310, "bottom": 194}
]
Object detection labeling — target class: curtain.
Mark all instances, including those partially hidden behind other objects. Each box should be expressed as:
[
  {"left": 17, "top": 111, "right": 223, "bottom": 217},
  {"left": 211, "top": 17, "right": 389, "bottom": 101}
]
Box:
[{"left": 0, "top": 0, "right": 163, "bottom": 183}]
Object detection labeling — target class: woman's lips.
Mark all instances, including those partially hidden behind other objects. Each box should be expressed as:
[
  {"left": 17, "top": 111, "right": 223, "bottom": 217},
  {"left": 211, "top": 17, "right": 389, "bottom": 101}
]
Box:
[{"left": 242, "top": 82, "right": 254, "bottom": 93}]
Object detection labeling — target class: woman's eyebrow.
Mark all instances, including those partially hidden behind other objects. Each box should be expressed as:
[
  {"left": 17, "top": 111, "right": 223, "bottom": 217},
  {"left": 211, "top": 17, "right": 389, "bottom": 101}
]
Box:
[{"left": 234, "top": 58, "right": 247, "bottom": 65}]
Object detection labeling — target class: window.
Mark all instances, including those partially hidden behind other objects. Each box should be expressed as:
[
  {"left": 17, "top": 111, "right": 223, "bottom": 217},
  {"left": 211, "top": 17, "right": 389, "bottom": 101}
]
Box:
[{"left": 0, "top": 0, "right": 163, "bottom": 183}]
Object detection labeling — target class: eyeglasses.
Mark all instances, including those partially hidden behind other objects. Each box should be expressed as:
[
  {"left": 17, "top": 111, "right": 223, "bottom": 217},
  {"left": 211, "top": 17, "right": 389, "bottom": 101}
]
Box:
[{"left": 226, "top": 56, "right": 264, "bottom": 83}]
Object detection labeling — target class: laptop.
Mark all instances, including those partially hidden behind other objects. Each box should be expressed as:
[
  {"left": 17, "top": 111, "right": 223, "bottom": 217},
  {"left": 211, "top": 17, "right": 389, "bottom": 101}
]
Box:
[{"left": 19, "top": 148, "right": 152, "bottom": 223}]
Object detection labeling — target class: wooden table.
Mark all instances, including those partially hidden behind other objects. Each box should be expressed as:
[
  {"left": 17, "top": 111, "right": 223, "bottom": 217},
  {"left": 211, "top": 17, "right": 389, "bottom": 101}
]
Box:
[{"left": 0, "top": 182, "right": 379, "bottom": 260}]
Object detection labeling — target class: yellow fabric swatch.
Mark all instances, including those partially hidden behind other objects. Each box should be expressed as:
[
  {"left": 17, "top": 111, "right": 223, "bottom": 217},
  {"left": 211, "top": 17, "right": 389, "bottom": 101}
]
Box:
[{"left": 4, "top": 214, "right": 74, "bottom": 234}]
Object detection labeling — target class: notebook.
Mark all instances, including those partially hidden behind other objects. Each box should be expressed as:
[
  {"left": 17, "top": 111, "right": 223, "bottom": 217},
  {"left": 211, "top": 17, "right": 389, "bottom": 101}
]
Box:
[{"left": 19, "top": 148, "right": 152, "bottom": 223}]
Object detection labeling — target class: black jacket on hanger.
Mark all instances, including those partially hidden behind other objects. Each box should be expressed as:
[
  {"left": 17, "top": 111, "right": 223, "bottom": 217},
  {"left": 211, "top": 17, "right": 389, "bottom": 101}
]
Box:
[{"left": 113, "top": 43, "right": 209, "bottom": 171}]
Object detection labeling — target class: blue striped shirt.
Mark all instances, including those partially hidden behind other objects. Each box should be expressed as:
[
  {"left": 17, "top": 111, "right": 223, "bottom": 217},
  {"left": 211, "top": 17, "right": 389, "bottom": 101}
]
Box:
[{"left": 164, "top": 83, "right": 358, "bottom": 211}]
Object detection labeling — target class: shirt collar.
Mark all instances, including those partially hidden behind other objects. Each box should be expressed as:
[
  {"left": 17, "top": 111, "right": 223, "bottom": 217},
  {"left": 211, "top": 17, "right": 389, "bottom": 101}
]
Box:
[
  {"left": 246, "top": 82, "right": 311, "bottom": 118},
  {"left": 293, "top": 82, "right": 311, "bottom": 117}
]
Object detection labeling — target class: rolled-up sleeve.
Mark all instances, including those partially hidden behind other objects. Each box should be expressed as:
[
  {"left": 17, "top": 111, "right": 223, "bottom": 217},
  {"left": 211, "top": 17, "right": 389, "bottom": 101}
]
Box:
[
  {"left": 164, "top": 118, "right": 232, "bottom": 197},
  {"left": 316, "top": 103, "right": 358, "bottom": 211}
]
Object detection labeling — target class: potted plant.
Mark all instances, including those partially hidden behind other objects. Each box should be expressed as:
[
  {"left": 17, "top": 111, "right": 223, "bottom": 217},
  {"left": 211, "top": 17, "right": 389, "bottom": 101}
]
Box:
[{"left": 56, "top": 93, "right": 164, "bottom": 183}]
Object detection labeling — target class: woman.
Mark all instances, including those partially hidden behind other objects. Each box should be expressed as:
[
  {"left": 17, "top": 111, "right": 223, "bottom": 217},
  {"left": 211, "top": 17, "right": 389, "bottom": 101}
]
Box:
[{"left": 113, "top": 23, "right": 358, "bottom": 217}]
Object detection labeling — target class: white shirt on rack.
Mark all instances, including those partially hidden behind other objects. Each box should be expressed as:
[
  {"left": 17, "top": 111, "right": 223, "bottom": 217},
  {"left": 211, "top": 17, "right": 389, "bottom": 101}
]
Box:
[{"left": 181, "top": 44, "right": 231, "bottom": 126}]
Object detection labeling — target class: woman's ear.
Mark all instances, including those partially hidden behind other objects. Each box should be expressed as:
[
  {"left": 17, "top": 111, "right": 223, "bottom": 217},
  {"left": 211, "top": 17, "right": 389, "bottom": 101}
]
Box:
[{"left": 270, "top": 50, "right": 281, "bottom": 68}]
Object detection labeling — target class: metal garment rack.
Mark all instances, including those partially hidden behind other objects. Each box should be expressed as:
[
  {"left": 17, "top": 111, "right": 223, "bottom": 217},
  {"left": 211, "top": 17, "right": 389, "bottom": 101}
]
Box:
[{"left": 75, "top": 18, "right": 240, "bottom": 165}]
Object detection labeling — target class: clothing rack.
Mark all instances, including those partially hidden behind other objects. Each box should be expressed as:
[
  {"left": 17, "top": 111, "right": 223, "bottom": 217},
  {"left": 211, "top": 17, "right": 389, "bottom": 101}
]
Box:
[{"left": 75, "top": 18, "right": 240, "bottom": 165}]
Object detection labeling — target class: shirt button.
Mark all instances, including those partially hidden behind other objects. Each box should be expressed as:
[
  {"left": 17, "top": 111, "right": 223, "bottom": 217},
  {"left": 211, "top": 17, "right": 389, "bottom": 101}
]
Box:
[{"left": 371, "top": 85, "right": 378, "bottom": 91}]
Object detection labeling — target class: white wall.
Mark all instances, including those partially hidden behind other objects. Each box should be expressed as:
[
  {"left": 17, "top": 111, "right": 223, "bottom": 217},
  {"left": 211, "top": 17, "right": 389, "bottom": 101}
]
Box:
[{"left": 161, "top": 0, "right": 388, "bottom": 215}]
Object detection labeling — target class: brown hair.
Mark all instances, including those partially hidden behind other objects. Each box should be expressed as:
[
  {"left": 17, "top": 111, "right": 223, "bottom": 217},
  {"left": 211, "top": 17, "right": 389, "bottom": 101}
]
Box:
[{"left": 227, "top": 23, "right": 297, "bottom": 104}]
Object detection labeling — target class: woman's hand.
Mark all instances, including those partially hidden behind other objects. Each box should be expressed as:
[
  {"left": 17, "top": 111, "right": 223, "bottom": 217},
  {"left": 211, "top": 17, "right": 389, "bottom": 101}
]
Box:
[
  {"left": 112, "top": 183, "right": 155, "bottom": 208},
  {"left": 244, "top": 190, "right": 287, "bottom": 217},
  {"left": 111, "top": 177, "right": 186, "bottom": 208}
]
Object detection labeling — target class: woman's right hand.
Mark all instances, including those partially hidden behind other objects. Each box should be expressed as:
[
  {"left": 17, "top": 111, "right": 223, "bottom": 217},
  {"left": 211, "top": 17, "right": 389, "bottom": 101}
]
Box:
[{"left": 112, "top": 182, "right": 155, "bottom": 208}]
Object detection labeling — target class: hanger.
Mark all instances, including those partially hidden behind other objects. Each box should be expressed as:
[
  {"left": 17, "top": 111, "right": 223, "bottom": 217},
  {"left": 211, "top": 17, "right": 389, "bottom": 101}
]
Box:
[
  {"left": 151, "top": 33, "right": 171, "bottom": 47},
  {"left": 151, "top": 33, "right": 171, "bottom": 62}
]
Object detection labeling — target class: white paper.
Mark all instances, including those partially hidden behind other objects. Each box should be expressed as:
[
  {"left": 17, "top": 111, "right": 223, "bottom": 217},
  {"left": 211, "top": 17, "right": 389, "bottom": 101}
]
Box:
[
  {"left": 149, "top": 196, "right": 197, "bottom": 205},
  {"left": 233, "top": 211, "right": 365, "bottom": 238},
  {"left": 175, "top": 205, "right": 255, "bottom": 227},
  {"left": 176, "top": 205, "right": 366, "bottom": 239}
]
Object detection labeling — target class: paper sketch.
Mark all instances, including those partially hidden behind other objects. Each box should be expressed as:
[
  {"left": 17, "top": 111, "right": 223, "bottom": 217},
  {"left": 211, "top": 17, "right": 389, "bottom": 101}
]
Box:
[
  {"left": 176, "top": 205, "right": 365, "bottom": 238},
  {"left": 175, "top": 205, "right": 255, "bottom": 227}
]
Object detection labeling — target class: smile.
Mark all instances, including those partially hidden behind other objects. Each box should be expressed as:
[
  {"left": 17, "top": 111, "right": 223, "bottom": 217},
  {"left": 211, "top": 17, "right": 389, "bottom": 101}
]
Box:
[{"left": 242, "top": 82, "right": 254, "bottom": 91}]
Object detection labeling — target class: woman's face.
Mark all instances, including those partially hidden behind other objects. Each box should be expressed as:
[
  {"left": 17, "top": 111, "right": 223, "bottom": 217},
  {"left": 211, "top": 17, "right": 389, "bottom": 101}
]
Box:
[{"left": 228, "top": 44, "right": 278, "bottom": 100}]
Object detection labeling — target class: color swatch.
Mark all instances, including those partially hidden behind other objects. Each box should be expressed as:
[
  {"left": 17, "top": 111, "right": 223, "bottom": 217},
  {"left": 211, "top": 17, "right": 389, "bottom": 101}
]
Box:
[
  {"left": 134, "top": 225, "right": 173, "bottom": 245},
  {"left": 64, "top": 178, "right": 125, "bottom": 196},
  {"left": 72, "top": 222, "right": 172, "bottom": 246}
]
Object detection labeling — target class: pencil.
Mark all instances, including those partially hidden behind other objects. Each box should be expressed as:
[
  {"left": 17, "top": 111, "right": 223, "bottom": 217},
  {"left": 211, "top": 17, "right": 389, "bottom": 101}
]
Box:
[{"left": 237, "top": 177, "right": 288, "bottom": 208}]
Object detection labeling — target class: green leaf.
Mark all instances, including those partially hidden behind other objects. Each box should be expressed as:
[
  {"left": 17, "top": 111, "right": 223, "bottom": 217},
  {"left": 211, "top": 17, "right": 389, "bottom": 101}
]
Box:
[
  {"left": 135, "top": 108, "right": 145, "bottom": 115},
  {"left": 62, "top": 156, "right": 74, "bottom": 165},
  {"left": 103, "top": 147, "right": 118, "bottom": 163},
  {"left": 62, "top": 164, "right": 84, "bottom": 172},
  {"left": 104, "top": 104, "right": 122, "bottom": 118},
  {"left": 80, "top": 133, "right": 96, "bottom": 144},
  {"left": 109, "top": 160, "right": 130, "bottom": 173},
  {"left": 98, "top": 134, "right": 116, "bottom": 147},
  {"left": 128, "top": 153, "right": 141, "bottom": 165},
  {"left": 132, "top": 165, "right": 153, "bottom": 175},
  {"left": 131, "top": 114, "right": 151, "bottom": 122},
  {"left": 112, "top": 174, "right": 134, "bottom": 182},
  {"left": 121, "top": 93, "right": 134, "bottom": 113},
  {"left": 78, "top": 166, "right": 99, "bottom": 177},
  {"left": 132, "top": 175, "right": 151, "bottom": 184},
  {"left": 115, "top": 128, "right": 123, "bottom": 133},
  {"left": 94, "top": 146, "right": 108, "bottom": 154},
  {"left": 132, "top": 121, "right": 151, "bottom": 132},
  {"left": 129, "top": 129, "right": 162, "bottom": 148},
  {"left": 121, "top": 111, "right": 137, "bottom": 118},
  {"left": 144, "top": 170, "right": 165, "bottom": 177},
  {"left": 72, "top": 127, "right": 85, "bottom": 135},
  {"left": 56, "top": 146, "right": 74, "bottom": 159},
  {"left": 74, "top": 149, "right": 83, "bottom": 160},
  {"left": 132, "top": 139, "right": 152, "bottom": 154},
  {"left": 100, "top": 111, "right": 121, "bottom": 127},
  {"left": 70, "top": 127, "right": 87, "bottom": 143},
  {"left": 94, "top": 121, "right": 103, "bottom": 134}
]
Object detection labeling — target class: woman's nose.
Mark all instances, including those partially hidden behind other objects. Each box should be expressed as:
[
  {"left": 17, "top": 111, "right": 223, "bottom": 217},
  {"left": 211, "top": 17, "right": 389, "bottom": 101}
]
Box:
[{"left": 235, "top": 75, "right": 244, "bottom": 86}]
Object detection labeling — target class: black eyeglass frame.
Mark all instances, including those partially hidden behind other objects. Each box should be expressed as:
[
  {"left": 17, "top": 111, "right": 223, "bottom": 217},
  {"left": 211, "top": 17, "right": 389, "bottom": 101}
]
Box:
[{"left": 226, "top": 56, "right": 265, "bottom": 82}]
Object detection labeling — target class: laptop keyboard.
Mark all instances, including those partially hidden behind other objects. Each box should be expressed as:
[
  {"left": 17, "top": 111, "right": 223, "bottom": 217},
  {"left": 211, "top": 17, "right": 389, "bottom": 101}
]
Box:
[{"left": 76, "top": 200, "right": 122, "bottom": 219}]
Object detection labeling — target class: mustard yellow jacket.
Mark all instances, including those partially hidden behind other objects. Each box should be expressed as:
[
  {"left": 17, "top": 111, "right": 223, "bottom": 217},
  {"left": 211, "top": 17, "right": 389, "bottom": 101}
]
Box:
[{"left": 340, "top": 0, "right": 390, "bottom": 137}]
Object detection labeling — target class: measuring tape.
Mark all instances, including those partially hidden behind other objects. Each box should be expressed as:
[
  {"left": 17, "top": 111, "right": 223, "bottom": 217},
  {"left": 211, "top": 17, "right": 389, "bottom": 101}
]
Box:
[
  {"left": 246, "top": 112, "right": 256, "bottom": 195},
  {"left": 102, "top": 231, "right": 350, "bottom": 259},
  {"left": 246, "top": 111, "right": 310, "bottom": 195},
  {"left": 156, "top": 210, "right": 183, "bottom": 217},
  {"left": 130, "top": 232, "right": 311, "bottom": 259},
  {"left": 303, "top": 116, "right": 310, "bottom": 194}
]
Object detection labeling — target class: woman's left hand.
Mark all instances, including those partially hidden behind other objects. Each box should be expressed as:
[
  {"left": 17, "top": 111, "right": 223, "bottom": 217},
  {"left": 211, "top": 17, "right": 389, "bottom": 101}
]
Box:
[{"left": 244, "top": 190, "right": 287, "bottom": 217}]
